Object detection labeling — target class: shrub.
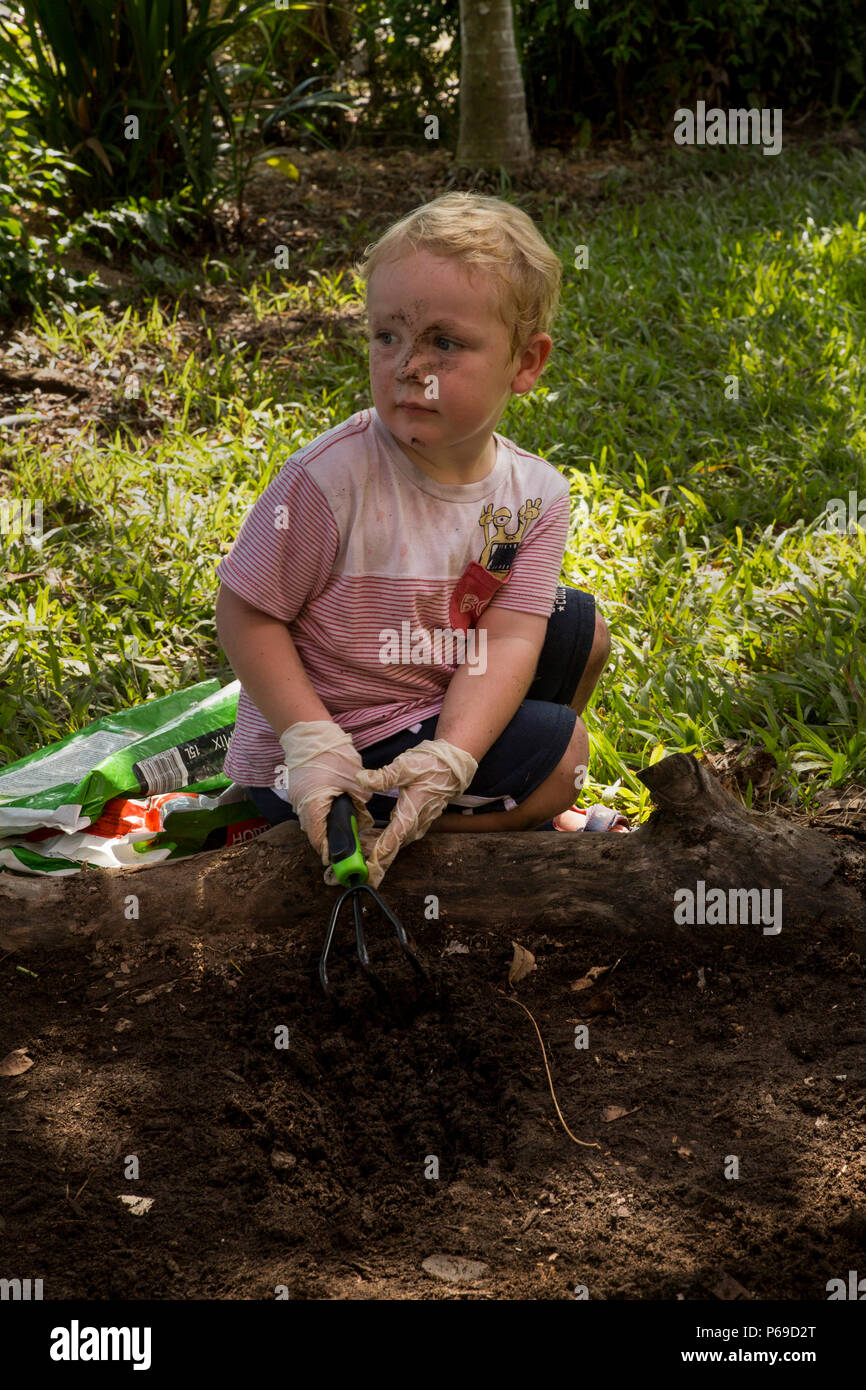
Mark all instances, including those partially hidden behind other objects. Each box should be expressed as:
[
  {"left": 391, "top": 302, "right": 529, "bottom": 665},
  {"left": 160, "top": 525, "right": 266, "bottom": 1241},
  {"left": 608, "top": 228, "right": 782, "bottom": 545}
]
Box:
[{"left": 0, "top": 0, "right": 272, "bottom": 214}]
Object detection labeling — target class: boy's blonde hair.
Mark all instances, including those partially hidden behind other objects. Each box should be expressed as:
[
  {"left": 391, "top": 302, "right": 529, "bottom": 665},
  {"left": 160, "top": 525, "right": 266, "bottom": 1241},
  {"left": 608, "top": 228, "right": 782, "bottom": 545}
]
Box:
[{"left": 354, "top": 192, "right": 562, "bottom": 362}]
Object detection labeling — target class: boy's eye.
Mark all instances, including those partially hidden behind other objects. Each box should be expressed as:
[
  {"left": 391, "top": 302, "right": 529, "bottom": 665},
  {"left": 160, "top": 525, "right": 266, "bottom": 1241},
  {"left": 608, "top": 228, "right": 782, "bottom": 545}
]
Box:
[{"left": 372, "top": 331, "right": 459, "bottom": 352}]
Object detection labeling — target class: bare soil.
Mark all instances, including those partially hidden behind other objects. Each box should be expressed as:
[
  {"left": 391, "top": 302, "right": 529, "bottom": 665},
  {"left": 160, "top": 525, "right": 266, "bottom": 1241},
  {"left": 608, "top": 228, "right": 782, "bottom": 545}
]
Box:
[{"left": 2, "top": 890, "right": 864, "bottom": 1301}]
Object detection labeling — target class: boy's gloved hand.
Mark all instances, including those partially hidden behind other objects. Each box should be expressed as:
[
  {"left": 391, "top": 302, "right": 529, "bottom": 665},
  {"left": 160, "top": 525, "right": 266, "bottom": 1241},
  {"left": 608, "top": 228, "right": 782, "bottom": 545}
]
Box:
[
  {"left": 355, "top": 738, "right": 478, "bottom": 887},
  {"left": 278, "top": 721, "right": 376, "bottom": 882}
]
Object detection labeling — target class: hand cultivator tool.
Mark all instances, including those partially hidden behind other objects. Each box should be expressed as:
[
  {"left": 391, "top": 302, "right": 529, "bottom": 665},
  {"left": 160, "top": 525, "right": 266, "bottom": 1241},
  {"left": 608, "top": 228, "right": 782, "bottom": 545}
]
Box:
[{"left": 320, "top": 793, "right": 429, "bottom": 998}]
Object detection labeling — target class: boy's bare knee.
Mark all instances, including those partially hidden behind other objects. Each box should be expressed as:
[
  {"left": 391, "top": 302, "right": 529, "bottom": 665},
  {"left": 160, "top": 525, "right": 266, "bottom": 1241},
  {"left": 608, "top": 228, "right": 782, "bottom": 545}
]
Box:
[
  {"left": 557, "top": 715, "right": 589, "bottom": 785},
  {"left": 570, "top": 615, "right": 610, "bottom": 713},
  {"left": 570, "top": 713, "right": 589, "bottom": 755},
  {"left": 591, "top": 612, "right": 611, "bottom": 668}
]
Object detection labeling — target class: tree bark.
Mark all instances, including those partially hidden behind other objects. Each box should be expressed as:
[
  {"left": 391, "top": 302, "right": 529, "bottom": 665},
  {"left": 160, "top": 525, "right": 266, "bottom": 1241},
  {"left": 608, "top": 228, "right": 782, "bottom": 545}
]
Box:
[
  {"left": 456, "top": 0, "right": 533, "bottom": 177},
  {"left": 1, "top": 754, "right": 863, "bottom": 954}
]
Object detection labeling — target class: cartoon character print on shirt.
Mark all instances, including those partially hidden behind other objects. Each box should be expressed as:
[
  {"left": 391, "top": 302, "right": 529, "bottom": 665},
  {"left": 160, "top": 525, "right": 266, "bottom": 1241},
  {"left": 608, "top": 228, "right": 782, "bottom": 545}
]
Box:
[{"left": 449, "top": 497, "right": 542, "bottom": 632}]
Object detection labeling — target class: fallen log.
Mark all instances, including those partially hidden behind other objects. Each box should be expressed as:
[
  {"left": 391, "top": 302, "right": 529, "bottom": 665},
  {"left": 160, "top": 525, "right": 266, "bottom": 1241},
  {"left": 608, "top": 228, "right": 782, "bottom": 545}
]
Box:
[{"left": 0, "top": 753, "right": 863, "bottom": 953}]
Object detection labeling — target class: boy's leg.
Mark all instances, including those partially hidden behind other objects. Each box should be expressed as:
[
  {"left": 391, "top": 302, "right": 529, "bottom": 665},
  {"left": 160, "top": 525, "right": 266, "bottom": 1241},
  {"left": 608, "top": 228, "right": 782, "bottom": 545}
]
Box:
[
  {"left": 570, "top": 611, "right": 611, "bottom": 715},
  {"left": 246, "top": 589, "right": 610, "bottom": 834},
  {"left": 245, "top": 784, "right": 299, "bottom": 824},
  {"left": 431, "top": 713, "right": 588, "bottom": 832},
  {"left": 431, "top": 591, "right": 610, "bottom": 833}
]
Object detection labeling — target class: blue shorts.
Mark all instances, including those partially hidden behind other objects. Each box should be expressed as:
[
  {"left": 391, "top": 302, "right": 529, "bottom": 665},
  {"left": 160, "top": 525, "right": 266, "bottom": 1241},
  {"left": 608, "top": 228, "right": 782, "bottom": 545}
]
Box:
[{"left": 246, "top": 584, "right": 596, "bottom": 828}]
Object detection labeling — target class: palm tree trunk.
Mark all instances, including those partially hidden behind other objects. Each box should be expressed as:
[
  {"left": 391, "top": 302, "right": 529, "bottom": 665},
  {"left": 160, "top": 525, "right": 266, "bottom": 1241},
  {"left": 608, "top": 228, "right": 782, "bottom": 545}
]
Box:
[{"left": 456, "top": 0, "right": 533, "bottom": 177}]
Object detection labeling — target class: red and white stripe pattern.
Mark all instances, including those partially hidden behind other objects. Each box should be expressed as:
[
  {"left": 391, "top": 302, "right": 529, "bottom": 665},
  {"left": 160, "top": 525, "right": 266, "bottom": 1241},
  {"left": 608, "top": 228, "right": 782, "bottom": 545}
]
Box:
[{"left": 216, "top": 408, "right": 571, "bottom": 786}]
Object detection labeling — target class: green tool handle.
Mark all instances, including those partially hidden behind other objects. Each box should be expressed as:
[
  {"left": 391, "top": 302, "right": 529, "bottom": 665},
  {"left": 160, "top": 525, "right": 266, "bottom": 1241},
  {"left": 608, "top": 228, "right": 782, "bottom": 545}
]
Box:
[{"left": 327, "top": 793, "right": 369, "bottom": 886}]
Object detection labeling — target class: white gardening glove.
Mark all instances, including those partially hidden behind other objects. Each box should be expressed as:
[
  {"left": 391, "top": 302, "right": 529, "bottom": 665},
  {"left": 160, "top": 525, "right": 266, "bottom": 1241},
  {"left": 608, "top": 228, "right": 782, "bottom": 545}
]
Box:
[
  {"left": 355, "top": 738, "right": 478, "bottom": 888},
  {"left": 278, "top": 721, "right": 376, "bottom": 884}
]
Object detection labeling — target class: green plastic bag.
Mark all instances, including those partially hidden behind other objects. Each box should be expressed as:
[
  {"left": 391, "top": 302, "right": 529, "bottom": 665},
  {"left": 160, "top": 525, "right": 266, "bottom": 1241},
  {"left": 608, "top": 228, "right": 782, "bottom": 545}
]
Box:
[
  {"left": 0, "top": 785, "right": 270, "bottom": 876},
  {"left": 0, "top": 679, "right": 240, "bottom": 838}
]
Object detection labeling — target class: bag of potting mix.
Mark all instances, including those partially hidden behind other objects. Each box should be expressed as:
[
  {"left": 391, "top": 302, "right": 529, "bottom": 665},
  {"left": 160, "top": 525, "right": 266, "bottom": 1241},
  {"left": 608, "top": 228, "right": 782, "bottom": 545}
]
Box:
[{"left": 0, "top": 679, "right": 270, "bottom": 875}]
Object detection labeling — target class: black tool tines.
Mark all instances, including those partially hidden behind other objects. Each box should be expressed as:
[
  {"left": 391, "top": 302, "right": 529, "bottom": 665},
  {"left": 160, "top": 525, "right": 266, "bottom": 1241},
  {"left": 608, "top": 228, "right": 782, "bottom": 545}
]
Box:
[
  {"left": 320, "top": 793, "right": 428, "bottom": 997},
  {"left": 319, "top": 877, "right": 428, "bottom": 996}
]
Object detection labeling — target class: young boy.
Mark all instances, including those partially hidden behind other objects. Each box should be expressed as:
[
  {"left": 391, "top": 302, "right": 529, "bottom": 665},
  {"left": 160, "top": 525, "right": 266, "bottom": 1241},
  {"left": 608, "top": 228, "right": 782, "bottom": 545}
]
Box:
[{"left": 215, "top": 191, "right": 621, "bottom": 889}]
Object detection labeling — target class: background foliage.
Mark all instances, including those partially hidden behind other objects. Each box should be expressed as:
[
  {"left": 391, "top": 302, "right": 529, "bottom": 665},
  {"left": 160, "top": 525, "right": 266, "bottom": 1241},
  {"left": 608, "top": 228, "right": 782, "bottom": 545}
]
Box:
[
  {"left": 2, "top": 143, "right": 864, "bottom": 811},
  {"left": 1, "top": 0, "right": 865, "bottom": 319},
  {"left": 0, "top": 3, "right": 864, "bottom": 810}
]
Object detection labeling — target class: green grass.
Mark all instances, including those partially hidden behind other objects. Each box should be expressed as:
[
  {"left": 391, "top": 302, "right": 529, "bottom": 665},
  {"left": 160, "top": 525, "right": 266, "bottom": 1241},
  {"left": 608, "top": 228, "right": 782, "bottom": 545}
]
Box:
[{"left": 2, "top": 142, "right": 865, "bottom": 822}]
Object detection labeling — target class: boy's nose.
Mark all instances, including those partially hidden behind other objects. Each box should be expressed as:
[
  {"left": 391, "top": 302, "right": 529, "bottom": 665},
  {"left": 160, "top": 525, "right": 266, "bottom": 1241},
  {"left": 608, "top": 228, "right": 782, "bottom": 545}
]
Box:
[{"left": 396, "top": 347, "right": 431, "bottom": 376}]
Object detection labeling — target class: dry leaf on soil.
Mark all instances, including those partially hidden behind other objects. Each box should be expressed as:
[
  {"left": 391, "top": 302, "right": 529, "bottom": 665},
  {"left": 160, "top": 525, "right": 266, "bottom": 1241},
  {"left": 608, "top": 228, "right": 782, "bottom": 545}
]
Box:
[
  {"left": 508, "top": 941, "right": 536, "bottom": 986},
  {"left": 713, "top": 1271, "right": 752, "bottom": 1300},
  {"left": 0, "top": 1049, "right": 33, "bottom": 1077},
  {"left": 571, "top": 965, "right": 610, "bottom": 992},
  {"left": 422, "top": 1254, "right": 488, "bottom": 1284},
  {"left": 118, "top": 1195, "right": 154, "bottom": 1216},
  {"left": 602, "top": 1104, "right": 642, "bottom": 1123},
  {"left": 578, "top": 988, "right": 616, "bottom": 1017}
]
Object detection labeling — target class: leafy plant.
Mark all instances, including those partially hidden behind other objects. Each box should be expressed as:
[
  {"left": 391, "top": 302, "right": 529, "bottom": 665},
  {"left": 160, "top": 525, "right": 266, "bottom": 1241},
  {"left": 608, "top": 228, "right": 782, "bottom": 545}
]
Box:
[
  {"left": 3, "top": 144, "right": 865, "bottom": 817},
  {"left": 260, "top": 73, "right": 354, "bottom": 147},
  {"left": 0, "top": 108, "right": 90, "bottom": 314},
  {"left": 513, "top": 0, "right": 866, "bottom": 141},
  {"left": 0, "top": 0, "right": 273, "bottom": 215},
  {"left": 58, "top": 194, "right": 196, "bottom": 259}
]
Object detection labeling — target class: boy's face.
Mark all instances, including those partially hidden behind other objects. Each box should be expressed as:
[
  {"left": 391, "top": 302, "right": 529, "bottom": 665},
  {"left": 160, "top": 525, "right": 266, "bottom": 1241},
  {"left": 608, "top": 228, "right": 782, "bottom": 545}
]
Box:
[{"left": 366, "top": 249, "right": 551, "bottom": 481}]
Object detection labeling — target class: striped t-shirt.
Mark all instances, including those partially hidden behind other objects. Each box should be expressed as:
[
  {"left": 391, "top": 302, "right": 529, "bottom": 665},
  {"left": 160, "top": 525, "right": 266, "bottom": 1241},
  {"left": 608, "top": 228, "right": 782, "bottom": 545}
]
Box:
[{"left": 216, "top": 406, "right": 571, "bottom": 786}]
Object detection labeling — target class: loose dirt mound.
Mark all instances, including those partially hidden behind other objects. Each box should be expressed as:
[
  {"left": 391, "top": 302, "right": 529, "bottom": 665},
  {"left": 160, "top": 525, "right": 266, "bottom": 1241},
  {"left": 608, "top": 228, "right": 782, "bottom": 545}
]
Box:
[{"left": 2, "top": 905, "right": 864, "bottom": 1300}]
